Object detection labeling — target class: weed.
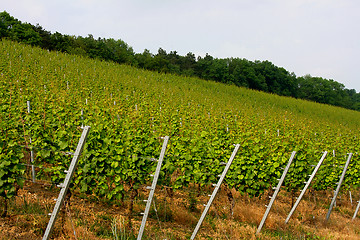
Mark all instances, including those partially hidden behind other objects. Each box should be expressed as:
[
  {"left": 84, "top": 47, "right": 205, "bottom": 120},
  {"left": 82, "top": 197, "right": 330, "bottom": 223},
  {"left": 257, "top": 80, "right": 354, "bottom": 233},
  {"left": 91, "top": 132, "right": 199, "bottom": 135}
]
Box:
[{"left": 111, "top": 216, "right": 136, "bottom": 240}]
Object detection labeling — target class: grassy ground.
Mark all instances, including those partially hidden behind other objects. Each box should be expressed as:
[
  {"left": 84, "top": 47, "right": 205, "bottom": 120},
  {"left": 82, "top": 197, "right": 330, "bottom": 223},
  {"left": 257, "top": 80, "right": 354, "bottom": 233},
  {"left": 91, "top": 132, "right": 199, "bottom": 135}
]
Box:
[{"left": 1, "top": 180, "right": 360, "bottom": 239}]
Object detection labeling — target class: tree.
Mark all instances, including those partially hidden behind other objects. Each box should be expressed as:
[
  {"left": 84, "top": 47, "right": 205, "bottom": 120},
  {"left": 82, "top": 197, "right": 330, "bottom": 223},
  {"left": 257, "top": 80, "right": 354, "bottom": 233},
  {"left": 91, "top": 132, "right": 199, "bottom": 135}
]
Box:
[
  {"left": 0, "top": 11, "right": 20, "bottom": 37},
  {"left": 181, "top": 52, "right": 196, "bottom": 76},
  {"left": 0, "top": 11, "right": 41, "bottom": 46},
  {"left": 134, "top": 49, "right": 153, "bottom": 69},
  {"left": 11, "top": 23, "right": 41, "bottom": 46},
  {"left": 34, "top": 24, "right": 52, "bottom": 49},
  {"left": 1, "top": 10, "right": 359, "bottom": 111},
  {"left": 50, "top": 32, "right": 72, "bottom": 52}
]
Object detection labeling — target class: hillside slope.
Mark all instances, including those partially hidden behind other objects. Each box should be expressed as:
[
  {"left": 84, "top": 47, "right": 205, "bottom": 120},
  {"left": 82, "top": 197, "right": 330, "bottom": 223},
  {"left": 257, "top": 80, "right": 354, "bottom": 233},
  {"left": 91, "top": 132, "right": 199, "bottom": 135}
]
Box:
[
  {"left": 2, "top": 38, "right": 360, "bottom": 193},
  {"left": 1, "top": 39, "right": 360, "bottom": 238},
  {"left": 1, "top": 10, "right": 359, "bottom": 111}
]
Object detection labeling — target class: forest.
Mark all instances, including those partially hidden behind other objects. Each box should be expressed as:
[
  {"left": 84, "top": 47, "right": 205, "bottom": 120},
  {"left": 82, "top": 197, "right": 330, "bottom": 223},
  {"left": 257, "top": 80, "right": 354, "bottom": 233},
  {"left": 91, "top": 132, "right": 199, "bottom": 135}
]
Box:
[{"left": 1, "top": 11, "right": 359, "bottom": 111}]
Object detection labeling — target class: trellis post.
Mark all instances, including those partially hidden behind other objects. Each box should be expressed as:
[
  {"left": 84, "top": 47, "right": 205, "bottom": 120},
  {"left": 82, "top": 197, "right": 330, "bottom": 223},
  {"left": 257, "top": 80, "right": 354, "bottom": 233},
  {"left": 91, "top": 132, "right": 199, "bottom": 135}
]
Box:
[
  {"left": 352, "top": 196, "right": 360, "bottom": 220},
  {"left": 27, "top": 101, "right": 36, "bottom": 182},
  {"left": 326, "top": 153, "right": 352, "bottom": 221},
  {"left": 256, "top": 151, "right": 296, "bottom": 234},
  {"left": 190, "top": 144, "right": 240, "bottom": 240},
  {"left": 137, "top": 136, "right": 169, "bottom": 240},
  {"left": 285, "top": 151, "right": 327, "bottom": 223},
  {"left": 42, "top": 126, "right": 90, "bottom": 240}
]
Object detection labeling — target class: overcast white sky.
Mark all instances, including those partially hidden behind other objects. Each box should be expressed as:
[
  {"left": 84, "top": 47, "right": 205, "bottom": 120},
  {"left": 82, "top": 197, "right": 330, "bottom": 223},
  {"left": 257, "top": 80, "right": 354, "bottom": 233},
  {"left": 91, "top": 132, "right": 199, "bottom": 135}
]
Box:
[{"left": 2, "top": 0, "right": 359, "bottom": 92}]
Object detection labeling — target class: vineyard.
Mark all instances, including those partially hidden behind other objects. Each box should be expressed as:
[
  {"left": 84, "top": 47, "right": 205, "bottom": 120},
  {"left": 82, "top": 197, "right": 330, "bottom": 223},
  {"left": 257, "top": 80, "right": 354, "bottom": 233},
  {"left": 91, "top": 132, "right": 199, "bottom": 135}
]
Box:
[{"left": 1, "top": 39, "right": 360, "bottom": 239}]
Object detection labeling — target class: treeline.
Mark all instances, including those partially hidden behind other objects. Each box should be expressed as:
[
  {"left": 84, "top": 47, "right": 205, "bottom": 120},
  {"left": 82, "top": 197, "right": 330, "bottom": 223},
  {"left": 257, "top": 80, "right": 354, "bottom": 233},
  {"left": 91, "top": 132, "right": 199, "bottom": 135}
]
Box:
[{"left": 1, "top": 11, "right": 359, "bottom": 111}]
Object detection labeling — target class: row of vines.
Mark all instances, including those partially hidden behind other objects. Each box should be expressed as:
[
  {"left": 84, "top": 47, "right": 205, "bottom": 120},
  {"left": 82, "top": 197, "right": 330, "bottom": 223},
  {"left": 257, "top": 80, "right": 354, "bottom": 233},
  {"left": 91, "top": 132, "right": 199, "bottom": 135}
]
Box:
[{"left": 1, "top": 39, "right": 359, "bottom": 209}]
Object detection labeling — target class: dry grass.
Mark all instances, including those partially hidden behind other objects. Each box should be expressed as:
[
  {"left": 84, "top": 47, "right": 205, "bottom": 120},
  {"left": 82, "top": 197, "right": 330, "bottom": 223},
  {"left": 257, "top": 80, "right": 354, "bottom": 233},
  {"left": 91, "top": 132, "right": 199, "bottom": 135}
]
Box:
[{"left": 1, "top": 182, "right": 360, "bottom": 239}]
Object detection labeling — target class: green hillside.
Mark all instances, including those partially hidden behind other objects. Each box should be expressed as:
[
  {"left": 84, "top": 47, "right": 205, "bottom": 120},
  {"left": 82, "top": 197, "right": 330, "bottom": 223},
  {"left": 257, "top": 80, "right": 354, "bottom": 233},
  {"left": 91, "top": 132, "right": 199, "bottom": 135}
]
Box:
[
  {"left": 1, "top": 10, "right": 360, "bottom": 111},
  {"left": 1, "top": 38, "right": 359, "bottom": 205}
]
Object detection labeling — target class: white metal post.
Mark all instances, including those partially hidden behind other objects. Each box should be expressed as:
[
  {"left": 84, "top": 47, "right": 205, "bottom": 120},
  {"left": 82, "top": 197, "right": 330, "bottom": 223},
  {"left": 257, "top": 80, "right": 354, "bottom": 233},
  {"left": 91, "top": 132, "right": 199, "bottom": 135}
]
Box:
[
  {"left": 352, "top": 197, "right": 360, "bottom": 220},
  {"left": 137, "top": 136, "right": 169, "bottom": 240},
  {"left": 256, "top": 151, "right": 296, "bottom": 234},
  {"left": 27, "top": 100, "right": 36, "bottom": 182},
  {"left": 326, "top": 153, "right": 353, "bottom": 221},
  {"left": 190, "top": 144, "right": 240, "bottom": 240},
  {"left": 285, "top": 151, "right": 327, "bottom": 223},
  {"left": 42, "top": 126, "right": 90, "bottom": 240}
]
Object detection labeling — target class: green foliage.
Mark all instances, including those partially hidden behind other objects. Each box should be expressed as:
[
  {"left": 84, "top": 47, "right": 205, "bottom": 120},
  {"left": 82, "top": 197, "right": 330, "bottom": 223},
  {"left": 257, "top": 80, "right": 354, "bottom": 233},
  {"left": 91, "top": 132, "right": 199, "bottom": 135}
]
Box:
[
  {"left": 0, "top": 127, "right": 25, "bottom": 200},
  {"left": 0, "top": 38, "right": 359, "bottom": 204},
  {"left": 1, "top": 11, "right": 359, "bottom": 111}
]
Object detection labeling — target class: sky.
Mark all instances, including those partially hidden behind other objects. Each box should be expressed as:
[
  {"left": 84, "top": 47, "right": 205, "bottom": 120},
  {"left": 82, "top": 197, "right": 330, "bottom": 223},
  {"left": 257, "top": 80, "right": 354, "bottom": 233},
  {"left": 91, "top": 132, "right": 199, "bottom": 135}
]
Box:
[{"left": 1, "top": 0, "right": 359, "bottom": 92}]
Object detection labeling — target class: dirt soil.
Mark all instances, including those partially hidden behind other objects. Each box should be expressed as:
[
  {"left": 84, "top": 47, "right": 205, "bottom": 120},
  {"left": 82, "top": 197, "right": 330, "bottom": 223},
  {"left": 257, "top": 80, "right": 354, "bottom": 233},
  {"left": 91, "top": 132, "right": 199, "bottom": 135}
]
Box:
[{"left": 1, "top": 181, "right": 360, "bottom": 239}]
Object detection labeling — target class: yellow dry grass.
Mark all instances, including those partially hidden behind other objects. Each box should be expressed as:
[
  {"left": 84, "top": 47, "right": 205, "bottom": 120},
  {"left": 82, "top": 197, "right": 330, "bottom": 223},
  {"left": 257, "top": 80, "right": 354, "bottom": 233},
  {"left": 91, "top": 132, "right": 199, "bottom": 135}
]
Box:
[{"left": 1, "top": 182, "right": 360, "bottom": 239}]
